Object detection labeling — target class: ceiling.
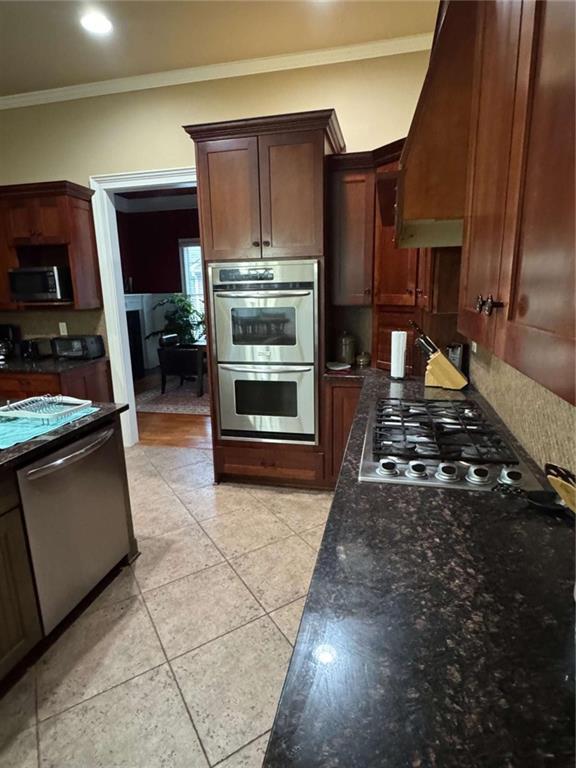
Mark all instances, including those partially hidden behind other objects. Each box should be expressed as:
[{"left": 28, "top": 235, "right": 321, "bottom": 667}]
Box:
[{"left": 0, "top": 1, "right": 438, "bottom": 97}]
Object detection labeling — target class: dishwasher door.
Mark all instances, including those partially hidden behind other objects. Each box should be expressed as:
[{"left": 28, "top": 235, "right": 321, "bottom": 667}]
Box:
[{"left": 17, "top": 425, "right": 130, "bottom": 634}]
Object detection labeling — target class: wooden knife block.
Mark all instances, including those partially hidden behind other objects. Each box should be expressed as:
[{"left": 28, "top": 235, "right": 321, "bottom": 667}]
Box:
[{"left": 424, "top": 351, "right": 468, "bottom": 390}]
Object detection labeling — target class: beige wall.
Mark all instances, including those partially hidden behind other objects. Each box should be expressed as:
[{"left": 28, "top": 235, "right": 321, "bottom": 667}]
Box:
[{"left": 0, "top": 52, "right": 429, "bottom": 185}]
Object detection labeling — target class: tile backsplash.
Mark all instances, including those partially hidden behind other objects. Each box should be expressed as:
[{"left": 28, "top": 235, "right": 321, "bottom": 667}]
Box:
[
  {"left": 0, "top": 310, "right": 106, "bottom": 344},
  {"left": 470, "top": 346, "right": 576, "bottom": 471}
]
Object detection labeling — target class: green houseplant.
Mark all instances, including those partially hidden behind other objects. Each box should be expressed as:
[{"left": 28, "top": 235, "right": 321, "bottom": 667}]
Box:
[{"left": 147, "top": 294, "right": 206, "bottom": 345}]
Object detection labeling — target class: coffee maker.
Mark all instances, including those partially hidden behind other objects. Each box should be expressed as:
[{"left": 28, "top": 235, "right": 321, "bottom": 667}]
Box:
[{"left": 0, "top": 324, "right": 21, "bottom": 362}]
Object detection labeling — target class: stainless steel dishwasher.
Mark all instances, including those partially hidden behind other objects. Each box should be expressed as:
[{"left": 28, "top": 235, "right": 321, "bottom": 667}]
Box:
[{"left": 18, "top": 424, "right": 131, "bottom": 634}]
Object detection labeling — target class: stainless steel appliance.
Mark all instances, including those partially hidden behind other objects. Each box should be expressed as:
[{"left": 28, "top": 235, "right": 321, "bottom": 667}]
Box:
[
  {"left": 17, "top": 425, "right": 131, "bottom": 633},
  {"left": 209, "top": 261, "right": 316, "bottom": 364},
  {"left": 209, "top": 260, "right": 319, "bottom": 443},
  {"left": 21, "top": 337, "right": 52, "bottom": 360},
  {"left": 9, "top": 266, "right": 73, "bottom": 303},
  {"left": 218, "top": 363, "right": 315, "bottom": 441},
  {"left": 359, "top": 398, "right": 541, "bottom": 492},
  {"left": 51, "top": 334, "right": 105, "bottom": 360}
]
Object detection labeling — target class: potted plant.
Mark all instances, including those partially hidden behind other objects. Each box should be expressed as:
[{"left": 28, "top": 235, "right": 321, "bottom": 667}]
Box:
[{"left": 147, "top": 294, "right": 206, "bottom": 346}]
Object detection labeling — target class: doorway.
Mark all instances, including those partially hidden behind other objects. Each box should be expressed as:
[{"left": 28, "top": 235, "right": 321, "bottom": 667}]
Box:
[{"left": 90, "top": 167, "right": 200, "bottom": 446}]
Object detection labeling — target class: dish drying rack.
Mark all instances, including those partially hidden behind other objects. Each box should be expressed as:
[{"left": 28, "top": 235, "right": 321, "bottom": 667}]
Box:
[{"left": 0, "top": 395, "right": 93, "bottom": 424}]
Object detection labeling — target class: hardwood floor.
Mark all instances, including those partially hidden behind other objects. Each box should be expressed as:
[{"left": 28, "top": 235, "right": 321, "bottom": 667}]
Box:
[{"left": 137, "top": 412, "right": 212, "bottom": 449}]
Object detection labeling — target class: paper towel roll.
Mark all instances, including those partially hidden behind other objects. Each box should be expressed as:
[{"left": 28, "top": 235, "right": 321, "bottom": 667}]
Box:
[{"left": 390, "top": 331, "right": 407, "bottom": 379}]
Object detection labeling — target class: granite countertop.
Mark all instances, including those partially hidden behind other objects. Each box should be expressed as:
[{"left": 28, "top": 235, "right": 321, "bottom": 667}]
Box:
[
  {"left": 0, "top": 403, "right": 127, "bottom": 470},
  {"left": 323, "top": 366, "right": 372, "bottom": 383},
  {"left": 0, "top": 357, "right": 107, "bottom": 375},
  {"left": 265, "top": 369, "right": 574, "bottom": 767}
]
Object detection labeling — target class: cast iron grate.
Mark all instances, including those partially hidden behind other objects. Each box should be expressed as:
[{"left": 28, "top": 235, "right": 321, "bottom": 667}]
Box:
[{"left": 372, "top": 398, "right": 518, "bottom": 464}]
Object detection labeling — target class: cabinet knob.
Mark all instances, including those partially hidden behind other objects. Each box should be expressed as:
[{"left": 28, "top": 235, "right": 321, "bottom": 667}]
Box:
[
  {"left": 415, "top": 288, "right": 423, "bottom": 295},
  {"left": 406, "top": 287, "right": 414, "bottom": 294},
  {"left": 475, "top": 294, "right": 485, "bottom": 313},
  {"left": 252, "top": 241, "right": 260, "bottom": 248},
  {"left": 262, "top": 240, "right": 271, "bottom": 247},
  {"left": 363, "top": 288, "right": 371, "bottom": 296},
  {"left": 482, "top": 294, "right": 505, "bottom": 316}
]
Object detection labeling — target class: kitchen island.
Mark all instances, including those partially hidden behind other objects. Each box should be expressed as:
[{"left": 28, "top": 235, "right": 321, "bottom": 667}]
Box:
[
  {"left": 264, "top": 370, "right": 574, "bottom": 767},
  {"left": 0, "top": 403, "right": 136, "bottom": 680}
]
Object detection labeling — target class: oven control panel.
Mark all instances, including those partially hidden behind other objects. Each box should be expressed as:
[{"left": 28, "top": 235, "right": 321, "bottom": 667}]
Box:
[{"left": 217, "top": 268, "right": 274, "bottom": 283}]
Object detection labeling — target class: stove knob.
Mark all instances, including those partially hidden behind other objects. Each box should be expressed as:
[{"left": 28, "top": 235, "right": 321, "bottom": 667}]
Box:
[
  {"left": 378, "top": 458, "right": 399, "bottom": 477},
  {"left": 435, "top": 462, "right": 459, "bottom": 483},
  {"left": 466, "top": 465, "right": 491, "bottom": 485},
  {"left": 407, "top": 460, "right": 428, "bottom": 479},
  {"left": 498, "top": 467, "right": 523, "bottom": 486}
]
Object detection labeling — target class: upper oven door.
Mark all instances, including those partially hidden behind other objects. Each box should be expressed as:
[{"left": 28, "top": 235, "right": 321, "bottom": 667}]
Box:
[
  {"left": 213, "top": 289, "right": 315, "bottom": 363},
  {"left": 218, "top": 363, "right": 316, "bottom": 442}
]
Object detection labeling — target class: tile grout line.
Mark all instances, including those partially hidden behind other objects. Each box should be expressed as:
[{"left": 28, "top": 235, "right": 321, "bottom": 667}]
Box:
[
  {"left": 132, "top": 572, "right": 214, "bottom": 768},
  {"left": 210, "top": 729, "right": 271, "bottom": 768},
  {"left": 34, "top": 665, "right": 41, "bottom": 768}
]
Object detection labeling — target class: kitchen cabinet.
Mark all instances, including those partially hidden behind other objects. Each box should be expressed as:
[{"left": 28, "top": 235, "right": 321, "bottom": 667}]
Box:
[
  {"left": 328, "top": 153, "right": 375, "bottom": 305},
  {"left": 0, "top": 181, "right": 102, "bottom": 310},
  {"left": 0, "top": 359, "right": 112, "bottom": 403},
  {"left": 214, "top": 444, "right": 326, "bottom": 487},
  {"left": 459, "top": 0, "right": 575, "bottom": 404},
  {"left": 395, "top": 1, "right": 477, "bottom": 248},
  {"left": 185, "top": 111, "right": 345, "bottom": 262},
  {"left": 0, "top": 501, "right": 42, "bottom": 680},
  {"left": 323, "top": 377, "right": 362, "bottom": 484}
]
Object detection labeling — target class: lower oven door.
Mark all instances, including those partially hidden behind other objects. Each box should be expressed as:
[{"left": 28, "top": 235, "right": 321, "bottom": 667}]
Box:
[{"left": 218, "top": 364, "right": 316, "bottom": 443}]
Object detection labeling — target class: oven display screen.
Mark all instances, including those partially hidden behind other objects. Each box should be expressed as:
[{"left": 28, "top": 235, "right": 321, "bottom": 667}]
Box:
[
  {"left": 231, "top": 308, "right": 296, "bottom": 346},
  {"left": 235, "top": 380, "right": 298, "bottom": 417}
]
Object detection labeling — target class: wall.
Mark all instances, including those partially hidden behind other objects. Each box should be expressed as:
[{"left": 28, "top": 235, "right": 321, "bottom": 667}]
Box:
[
  {"left": 0, "top": 52, "right": 430, "bottom": 185},
  {"left": 0, "top": 309, "right": 105, "bottom": 341},
  {"left": 117, "top": 208, "right": 199, "bottom": 294},
  {"left": 470, "top": 347, "right": 576, "bottom": 471}
]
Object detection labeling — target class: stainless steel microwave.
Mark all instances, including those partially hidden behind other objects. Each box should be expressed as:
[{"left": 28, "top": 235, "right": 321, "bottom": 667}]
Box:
[{"left": 9, "top": 266, "right": 73, "bottom": 302}]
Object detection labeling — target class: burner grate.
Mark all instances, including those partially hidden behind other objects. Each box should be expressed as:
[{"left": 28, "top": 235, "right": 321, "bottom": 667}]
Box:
[{"left": 372, "top": 398, "right": 518, "bottom": 464}]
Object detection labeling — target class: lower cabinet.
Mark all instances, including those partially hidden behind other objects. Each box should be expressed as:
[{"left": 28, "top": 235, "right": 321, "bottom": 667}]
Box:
[
  {"left": 213, "top": 444, "right": 326, "bottom": 487},
  {"left": 0, "top": 359, "right": 112, "bottom": 402},
  {"left": 323, "top": 378, "right": 362, "bottom": 486},
  {"left": 0, "top": 505, "right": 42, "bottom": 680}
]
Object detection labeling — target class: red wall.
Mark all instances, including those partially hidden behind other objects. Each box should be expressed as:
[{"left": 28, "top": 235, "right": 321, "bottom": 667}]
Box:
[{"left": 117, "top": 208, "right": 200, "bottom": 294}]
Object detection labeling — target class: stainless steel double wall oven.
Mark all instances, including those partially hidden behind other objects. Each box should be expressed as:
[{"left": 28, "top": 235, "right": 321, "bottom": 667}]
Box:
[{"left": 208, "top": 260, "right": 318, "bottom": 443}]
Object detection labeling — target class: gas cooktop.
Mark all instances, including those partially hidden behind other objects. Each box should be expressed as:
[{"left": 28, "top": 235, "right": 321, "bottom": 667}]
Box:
[{"left": 358, "top": 398, "right": 542, "bottom": 492}]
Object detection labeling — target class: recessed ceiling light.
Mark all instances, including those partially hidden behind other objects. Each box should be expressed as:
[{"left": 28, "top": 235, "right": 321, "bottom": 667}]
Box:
[{"left": 80, "top": 11, "right": 113, "bottom": 35}]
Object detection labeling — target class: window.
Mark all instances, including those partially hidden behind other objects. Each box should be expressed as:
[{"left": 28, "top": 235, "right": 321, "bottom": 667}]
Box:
[{"left": 179, "top": 238, "right": 205, "bottom": 318}]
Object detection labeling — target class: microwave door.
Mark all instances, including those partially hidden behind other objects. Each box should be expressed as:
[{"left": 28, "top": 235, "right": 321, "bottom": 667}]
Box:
[
  {"left": 218, "top": 364, "right": 316, "bottom": 442},
  {"left": 213, "top": 291, "right": 315, "bottom": 364}
]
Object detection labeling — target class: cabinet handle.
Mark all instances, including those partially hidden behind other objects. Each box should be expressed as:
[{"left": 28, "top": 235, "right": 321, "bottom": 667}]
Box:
[
  {"left": 475, "top": 294, "right": 485, "bottom": 313},
  {"left": 416, "top": 288, "right": 423, "bottom": 295},
  {"left": 252, "top": 241, "right": 260, "bottom": 248},
  {"left": 406, "top": 287, "right": 414, "bottom": 294},
  {"left": 363, "top": 288, "right": 371, "bottom": 296},
  {"left": 262, "top": 240, "right": 271, "bottom": 247},
  {"left": 482, "top": 294, "right": 505, "bottom": 316}
]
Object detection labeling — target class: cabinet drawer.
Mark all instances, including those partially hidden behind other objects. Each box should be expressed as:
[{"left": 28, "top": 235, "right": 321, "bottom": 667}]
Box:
[
  {"left": 215, "top": 445, "right": 324, "bottom": 484},
  {"left": 0, "top": 374, "right": 61, "bottom": 399}
]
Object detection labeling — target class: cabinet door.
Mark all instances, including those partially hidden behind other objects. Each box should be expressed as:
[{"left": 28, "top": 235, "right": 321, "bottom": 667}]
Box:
[
  {"left": 34, "top": 196, "right": 69, "bottom": 244},
  {"left": 196, "top": 138, "right": 261, "bottom": 261},
  {"left": 0, "top": 507, "right": 42, "bottom": 679},
  {"left": 4, "top": 199, "right": 35, "bottom": 243},
  {"left": 416, "top": 248, "right": 433, "bottom": 310},
  {"left": 458, "top": 0, "right": 523, "bottom": 346},
  {"left": 496, "top": 0, "right": 575, "bottom": 404},
  {"left": 330, "top": 383, "right": 361, "bottom": 478},
  {"left": 258, "top": 131, "right": 323, "bottom": 259},
  {"left": 374, "top": 224, "right": 418, "bottom": 306},
  {"left": 331, "top": 170, "right": 375, "bottom": 305}
]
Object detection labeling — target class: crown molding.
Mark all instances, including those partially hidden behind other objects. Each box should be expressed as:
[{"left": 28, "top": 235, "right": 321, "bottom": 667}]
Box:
[{"left": 0, "top": 33, "right": 433, "bottom": 112}]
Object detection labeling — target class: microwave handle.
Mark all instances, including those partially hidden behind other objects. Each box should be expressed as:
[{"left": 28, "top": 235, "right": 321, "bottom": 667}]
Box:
[
  {"left": 220, "top": 365, "right": 313, "bottom": 374},
  {"left": 214, "top": 291, "right": 311, "bottom": 299}
]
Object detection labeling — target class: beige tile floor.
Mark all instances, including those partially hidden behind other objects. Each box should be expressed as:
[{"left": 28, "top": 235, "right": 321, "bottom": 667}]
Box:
[{"left": 0, "top": 444, "right": 332, "bottom": 768}]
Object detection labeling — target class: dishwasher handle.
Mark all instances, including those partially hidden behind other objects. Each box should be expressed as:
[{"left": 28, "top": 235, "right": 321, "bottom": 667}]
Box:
[{"left": 26, "top": 429, "right": 115, "bottom": 481}]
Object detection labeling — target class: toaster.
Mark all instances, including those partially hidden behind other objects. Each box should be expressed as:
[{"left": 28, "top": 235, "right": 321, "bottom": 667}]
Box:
[{"left": 51, "top": 335, "right": 105, "bottom": 360}]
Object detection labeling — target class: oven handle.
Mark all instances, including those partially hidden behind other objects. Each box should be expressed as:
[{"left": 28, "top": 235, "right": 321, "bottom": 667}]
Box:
[
  {"left": 220, "top": 365, "right": 313, "bottom": 374},
  {"left": 214, "top": 291, "right": 311, "bottom": 299}
]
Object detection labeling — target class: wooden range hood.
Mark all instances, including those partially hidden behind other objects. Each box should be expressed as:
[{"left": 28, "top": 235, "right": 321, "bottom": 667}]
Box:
[{"left": 392, "top": 1, "right": 477, "bottom": 248}]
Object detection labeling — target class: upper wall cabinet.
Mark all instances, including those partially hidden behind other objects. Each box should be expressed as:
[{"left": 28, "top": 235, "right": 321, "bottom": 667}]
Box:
[
  {"left": 184, "top": 111, "right": 345, "bottom": 262},
  {"left": 394, "top": 1, "right": 477, "bottom": 248},
  {"left": 0, "top": 181, "right": 102, "bottom": 310},
  {"left": 459, "top": 0, "right": 575, "bottom": 404}
]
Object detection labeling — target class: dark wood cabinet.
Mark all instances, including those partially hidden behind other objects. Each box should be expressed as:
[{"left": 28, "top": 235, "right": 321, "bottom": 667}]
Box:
[
  {"left": 373, "top": 224, "right": 418, "bottom": 307},
  {"left": 328, "top": 154, "right": 375, "bottom": 305},
  {"left": 323, "top": 377, "right": 362, "bottom": 485},
  {"left": 0, "top": 504, "right": 42, "bottom": 680},
  {"left": 214, "top": 444, "right": 325, "bottom": 487},
  {"left": 196, "top": 137, "right": 261, "bottom": 262},
  {"left": 459, "top": 0, "right": 575, "bottom": 404},
  {"left": 0, "top": 182, "right": 102, "bottom": 310},
  {"left": 185, "top": 111, "right": 345, "bottom": 263},
  {"left": 0, "top": 359, "right": 112, "bottom": 403}
]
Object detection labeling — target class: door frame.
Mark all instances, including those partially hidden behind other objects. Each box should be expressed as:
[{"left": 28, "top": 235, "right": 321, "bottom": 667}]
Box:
[{"left": 90, "top": 167, "right": 197, "bottom": 446}]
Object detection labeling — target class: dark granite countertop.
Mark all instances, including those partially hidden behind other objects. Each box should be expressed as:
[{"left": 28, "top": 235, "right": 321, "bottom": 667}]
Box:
[
  {"left": 265, "top": 370, "right": 574, "bottom": 767},
  {"left": 0, "top": 403, "right": 127, "bottom": 471},
  {"left": 323, "top": 367, "right": 372, "bottom": 383},
  {"left": 0, "top": 357, "right": 107, "bottom": 375}
]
